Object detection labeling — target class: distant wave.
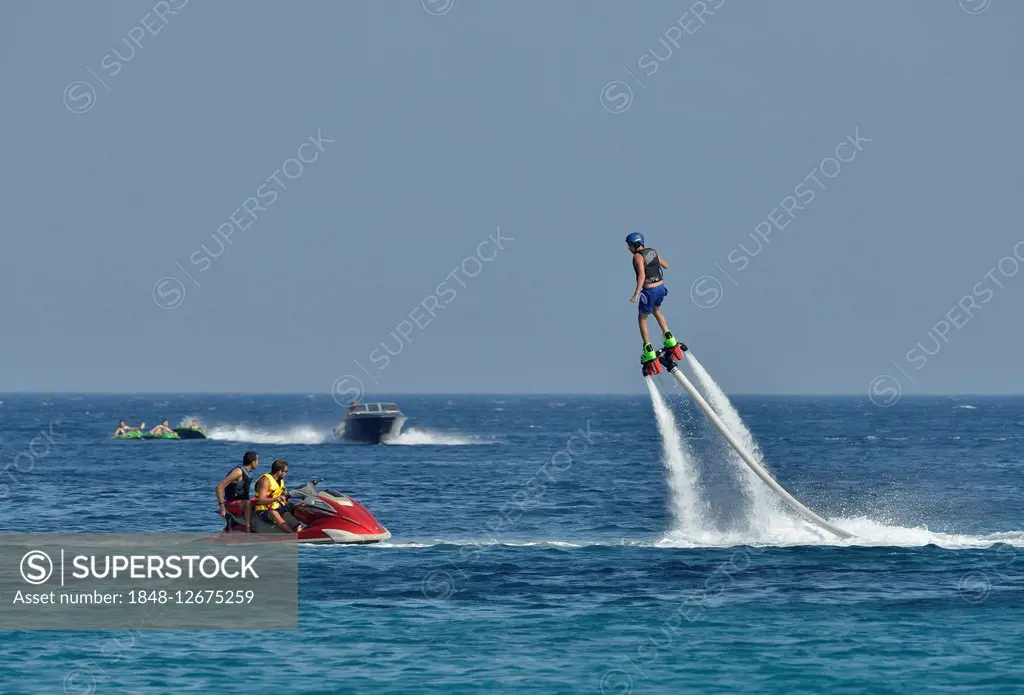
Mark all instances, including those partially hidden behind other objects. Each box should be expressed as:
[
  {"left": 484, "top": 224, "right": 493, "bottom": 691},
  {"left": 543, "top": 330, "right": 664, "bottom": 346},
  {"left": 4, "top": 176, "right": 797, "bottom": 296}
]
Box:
[
  {"left": 383, "top": 428, "right": 490, "bottom": 446},
  {"left": 207, "top": 424, "right": 328, "bottom": 445},
  {"left": 956, "top": 404, "right": 978, "bottom": 410}
]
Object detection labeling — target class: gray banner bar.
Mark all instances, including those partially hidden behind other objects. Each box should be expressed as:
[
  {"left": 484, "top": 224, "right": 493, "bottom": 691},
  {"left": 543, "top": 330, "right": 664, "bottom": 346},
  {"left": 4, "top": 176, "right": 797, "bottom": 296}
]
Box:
[{"left": 0, "top": 534, "right": 297, "bottom": 629}]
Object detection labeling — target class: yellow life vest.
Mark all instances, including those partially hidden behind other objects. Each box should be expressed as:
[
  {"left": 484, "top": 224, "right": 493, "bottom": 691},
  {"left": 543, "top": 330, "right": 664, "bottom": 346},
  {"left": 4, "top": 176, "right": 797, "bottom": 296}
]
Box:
[{"left": 253, "top": 473, "right": 285, "bottom": 511}]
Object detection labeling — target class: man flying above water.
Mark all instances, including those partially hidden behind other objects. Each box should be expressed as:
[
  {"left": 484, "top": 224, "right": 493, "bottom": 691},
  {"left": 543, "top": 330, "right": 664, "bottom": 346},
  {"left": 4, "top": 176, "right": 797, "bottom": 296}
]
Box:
[{"left": 626, "top": 232, "right": 685, "bottom": 374}]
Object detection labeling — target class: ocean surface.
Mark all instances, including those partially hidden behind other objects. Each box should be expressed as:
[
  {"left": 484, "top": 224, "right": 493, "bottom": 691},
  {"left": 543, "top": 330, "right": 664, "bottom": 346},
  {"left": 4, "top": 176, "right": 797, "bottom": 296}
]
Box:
[{"left": 0, "top": 388, "right": 1023, "bottom": 694}]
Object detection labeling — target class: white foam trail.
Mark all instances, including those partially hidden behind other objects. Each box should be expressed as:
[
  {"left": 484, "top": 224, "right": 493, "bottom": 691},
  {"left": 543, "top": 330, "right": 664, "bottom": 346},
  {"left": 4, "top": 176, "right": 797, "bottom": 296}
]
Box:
[
  {"left": 371, "top": 540, "right": 597, "bottom": 550},
  {"left": 207, "top": 425, "right": 328, "bottom": 445},
  {"left": 383, "top": 428, "right": 485, "bottom": 446},
  {"left": 656, "top": 520, "right": 1024, "bottom": 549},
  {"left": 645, "top": 377, "right": 707, "bottom": 533},
  {"left": 359, "top": 527, "right": 1024, "bottom": 551},
  {"left": 686, "top": 355, "right": 799, "bottom": 537}
]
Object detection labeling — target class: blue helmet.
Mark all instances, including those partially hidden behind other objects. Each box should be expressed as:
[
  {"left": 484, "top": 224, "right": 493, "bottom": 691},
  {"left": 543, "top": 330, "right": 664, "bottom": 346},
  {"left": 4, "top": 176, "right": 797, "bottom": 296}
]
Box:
[{"left": 625, "top": 232, "right": 644, "bottom": 247}]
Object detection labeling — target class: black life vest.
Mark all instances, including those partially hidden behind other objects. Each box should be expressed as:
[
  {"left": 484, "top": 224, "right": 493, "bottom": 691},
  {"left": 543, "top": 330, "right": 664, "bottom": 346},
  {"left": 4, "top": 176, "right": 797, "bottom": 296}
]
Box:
[
  {"left": 640, "top": 247, "right": 663, "bottom": 284},
  {"left": 224, "top": 466, "right": 253, "bottom": 502}
]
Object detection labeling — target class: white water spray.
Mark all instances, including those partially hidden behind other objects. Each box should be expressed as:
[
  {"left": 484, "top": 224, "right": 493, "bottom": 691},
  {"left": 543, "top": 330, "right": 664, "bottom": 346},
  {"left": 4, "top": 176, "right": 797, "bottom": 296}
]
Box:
[
  {"left": 687, "top": 356, "right": 789, "bottom": 532},
  {"left": 383, "top": 428, "right": 487, "bottom": 446},
  {"left": 645, "top": 378, "right": 706, "bottom": 532},
  {"left": 665, "top": 361, "right": 851, "bottom": 539},
  {"left": 207, "top": 424, "right": 328, "bottom": 445}
]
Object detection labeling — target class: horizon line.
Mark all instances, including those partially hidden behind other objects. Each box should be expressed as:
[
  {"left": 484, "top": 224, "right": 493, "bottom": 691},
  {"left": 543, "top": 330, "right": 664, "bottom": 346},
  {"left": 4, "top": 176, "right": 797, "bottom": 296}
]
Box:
[{"left": 1, "top": 391, "right": 1021, "bottom": 398}]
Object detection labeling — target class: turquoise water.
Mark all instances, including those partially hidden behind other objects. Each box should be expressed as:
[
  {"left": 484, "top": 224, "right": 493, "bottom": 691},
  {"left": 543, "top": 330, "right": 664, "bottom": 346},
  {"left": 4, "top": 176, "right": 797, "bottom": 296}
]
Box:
[{"left": 0, "top": 393, "right": 1022, "bottom": 693}]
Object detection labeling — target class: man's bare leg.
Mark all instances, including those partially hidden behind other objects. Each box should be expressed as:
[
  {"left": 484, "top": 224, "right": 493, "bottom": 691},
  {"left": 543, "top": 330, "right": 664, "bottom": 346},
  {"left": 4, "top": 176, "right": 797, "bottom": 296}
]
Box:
[
  {"left": 638, "top": 313, "right": 651, "bottom": 345},
  {"left": 242, "top": 501, "right": 253, "bottom": 533},
  {"left": 267, "top": 510, "right": 296, "bottom": 533},
  {"left": 652, "top": 306, "right": 670, "bottom": 335}
]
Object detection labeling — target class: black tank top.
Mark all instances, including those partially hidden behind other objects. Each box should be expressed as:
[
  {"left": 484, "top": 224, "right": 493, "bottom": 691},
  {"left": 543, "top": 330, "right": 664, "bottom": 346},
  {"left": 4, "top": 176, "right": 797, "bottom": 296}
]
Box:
[
  {"left": 641, "top": 248, "right": 663, "bottom": 284},
  {"left": 224, "top": 467, "right": 252, "bottom": 502}
]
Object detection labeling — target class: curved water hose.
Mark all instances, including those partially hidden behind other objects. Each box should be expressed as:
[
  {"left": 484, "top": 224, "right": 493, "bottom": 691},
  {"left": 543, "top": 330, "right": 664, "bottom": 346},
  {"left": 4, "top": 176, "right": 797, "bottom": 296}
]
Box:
[{"left": 667, "top": 363, "right": 853, "bottom": 540}]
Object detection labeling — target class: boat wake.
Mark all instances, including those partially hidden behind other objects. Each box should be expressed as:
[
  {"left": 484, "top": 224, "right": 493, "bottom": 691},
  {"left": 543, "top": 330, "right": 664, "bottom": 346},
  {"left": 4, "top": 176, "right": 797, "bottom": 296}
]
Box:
[
  {"left": 383, "top": 428, "right": 491, "bottom": 446},
  {"left": 206, "top": 424, "right": 328, "bottom": 445},
  {"left": 201, "top": 423, "right": 486, "bottom": 446}
]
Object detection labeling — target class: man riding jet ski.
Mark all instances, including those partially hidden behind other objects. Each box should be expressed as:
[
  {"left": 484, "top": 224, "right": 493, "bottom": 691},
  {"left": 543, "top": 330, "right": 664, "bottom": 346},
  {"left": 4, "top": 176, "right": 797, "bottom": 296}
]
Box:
[{"left": 219, "top": 461, "right": 391, "bottom": 544}]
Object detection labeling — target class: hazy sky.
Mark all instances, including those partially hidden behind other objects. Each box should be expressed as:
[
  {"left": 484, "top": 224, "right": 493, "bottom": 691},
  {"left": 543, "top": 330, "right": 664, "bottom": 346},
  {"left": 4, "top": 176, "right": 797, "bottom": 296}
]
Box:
[{"left": 2, "top": 1, "right": 1021, "bottom": 396}]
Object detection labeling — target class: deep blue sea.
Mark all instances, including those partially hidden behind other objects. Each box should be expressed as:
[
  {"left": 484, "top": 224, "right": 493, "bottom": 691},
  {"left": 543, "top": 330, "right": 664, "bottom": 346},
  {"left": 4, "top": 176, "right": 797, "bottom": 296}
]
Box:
[{"left": 1, "top": 389, "right": 1023, "bottom": 694}]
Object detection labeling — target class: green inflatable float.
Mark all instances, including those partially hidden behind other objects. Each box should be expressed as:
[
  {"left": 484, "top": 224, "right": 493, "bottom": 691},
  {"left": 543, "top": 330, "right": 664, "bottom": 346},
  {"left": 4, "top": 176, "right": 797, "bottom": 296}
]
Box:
[
  {"left": 141, "top": 432, "right": 181, "bottom": 440},
  {"left": 173, "top": 427, "right": 207, "bottom": 440}
]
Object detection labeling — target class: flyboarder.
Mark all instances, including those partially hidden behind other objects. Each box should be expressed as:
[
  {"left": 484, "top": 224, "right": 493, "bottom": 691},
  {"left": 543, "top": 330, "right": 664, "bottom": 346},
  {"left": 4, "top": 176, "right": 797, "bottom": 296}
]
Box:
[{"left": 626, "top": 232, "right": 685, "bottom": 375}]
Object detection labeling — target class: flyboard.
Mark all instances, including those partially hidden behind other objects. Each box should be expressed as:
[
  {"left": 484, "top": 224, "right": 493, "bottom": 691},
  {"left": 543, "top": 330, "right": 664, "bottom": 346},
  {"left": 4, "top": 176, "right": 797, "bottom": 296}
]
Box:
[{"left": 643, "top": 345, "right": 853, "bottom": 540}]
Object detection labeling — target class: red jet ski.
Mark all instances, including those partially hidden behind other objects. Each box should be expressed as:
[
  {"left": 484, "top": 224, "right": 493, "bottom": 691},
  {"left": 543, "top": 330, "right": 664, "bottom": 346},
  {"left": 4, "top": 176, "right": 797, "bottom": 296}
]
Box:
[{"left": 222, "top": 478, "right": 390, "bottom": 544}]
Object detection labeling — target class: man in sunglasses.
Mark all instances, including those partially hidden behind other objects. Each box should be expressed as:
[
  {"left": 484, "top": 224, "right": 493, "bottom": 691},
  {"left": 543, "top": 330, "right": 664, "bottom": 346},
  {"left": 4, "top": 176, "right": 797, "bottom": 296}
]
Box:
[{"left": 252, "top": 459, "right": 303, "bottom": 534}]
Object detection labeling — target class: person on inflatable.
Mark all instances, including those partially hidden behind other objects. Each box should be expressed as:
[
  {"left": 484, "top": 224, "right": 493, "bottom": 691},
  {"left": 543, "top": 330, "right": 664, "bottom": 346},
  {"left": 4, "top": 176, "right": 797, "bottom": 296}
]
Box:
[
  {"left": 113, "top": 420, "right": 144, "bottom": 437},
  {"left": 148, "top": 420, "right": 175, "bottom": 436}
]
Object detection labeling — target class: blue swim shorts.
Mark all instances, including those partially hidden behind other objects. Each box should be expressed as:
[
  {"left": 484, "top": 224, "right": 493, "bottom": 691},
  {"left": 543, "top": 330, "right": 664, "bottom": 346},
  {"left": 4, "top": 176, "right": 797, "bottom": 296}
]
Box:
[{"left": 638, "top": 284, "right": 668, "bottom": 315}]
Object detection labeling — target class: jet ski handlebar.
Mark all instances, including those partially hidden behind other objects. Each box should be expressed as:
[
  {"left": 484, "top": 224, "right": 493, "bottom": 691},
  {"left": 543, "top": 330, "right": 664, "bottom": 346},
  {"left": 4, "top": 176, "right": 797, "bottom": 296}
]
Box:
[{"left": 285, "top": 478, "right": 322, "bottom": 500}]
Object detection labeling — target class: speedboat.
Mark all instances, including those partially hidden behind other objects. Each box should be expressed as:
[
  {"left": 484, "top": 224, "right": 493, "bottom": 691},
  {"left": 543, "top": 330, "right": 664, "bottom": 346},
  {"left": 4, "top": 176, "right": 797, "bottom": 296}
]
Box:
[
  {"left": 335, "top": 402, "right": 406, "bottom": 444},
  {"left": 221, "top": 478, "right": 391, "bottom": 544}
]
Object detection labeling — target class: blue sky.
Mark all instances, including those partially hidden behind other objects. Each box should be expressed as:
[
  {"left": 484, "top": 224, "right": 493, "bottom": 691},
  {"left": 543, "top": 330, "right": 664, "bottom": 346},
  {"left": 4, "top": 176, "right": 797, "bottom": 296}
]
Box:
[{"left": 1, "top": 0, "right": 1021, "bottom": 395}]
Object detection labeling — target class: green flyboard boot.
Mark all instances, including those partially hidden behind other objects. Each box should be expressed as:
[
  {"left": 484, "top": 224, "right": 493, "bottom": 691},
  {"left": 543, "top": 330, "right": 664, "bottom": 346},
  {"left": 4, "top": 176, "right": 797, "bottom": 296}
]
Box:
[
  {"left": 640, "top": 343, "right": 662, "bottom": 376},
  {"left": 663, "top": 331, "right": 686, "bottom": 361}
]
